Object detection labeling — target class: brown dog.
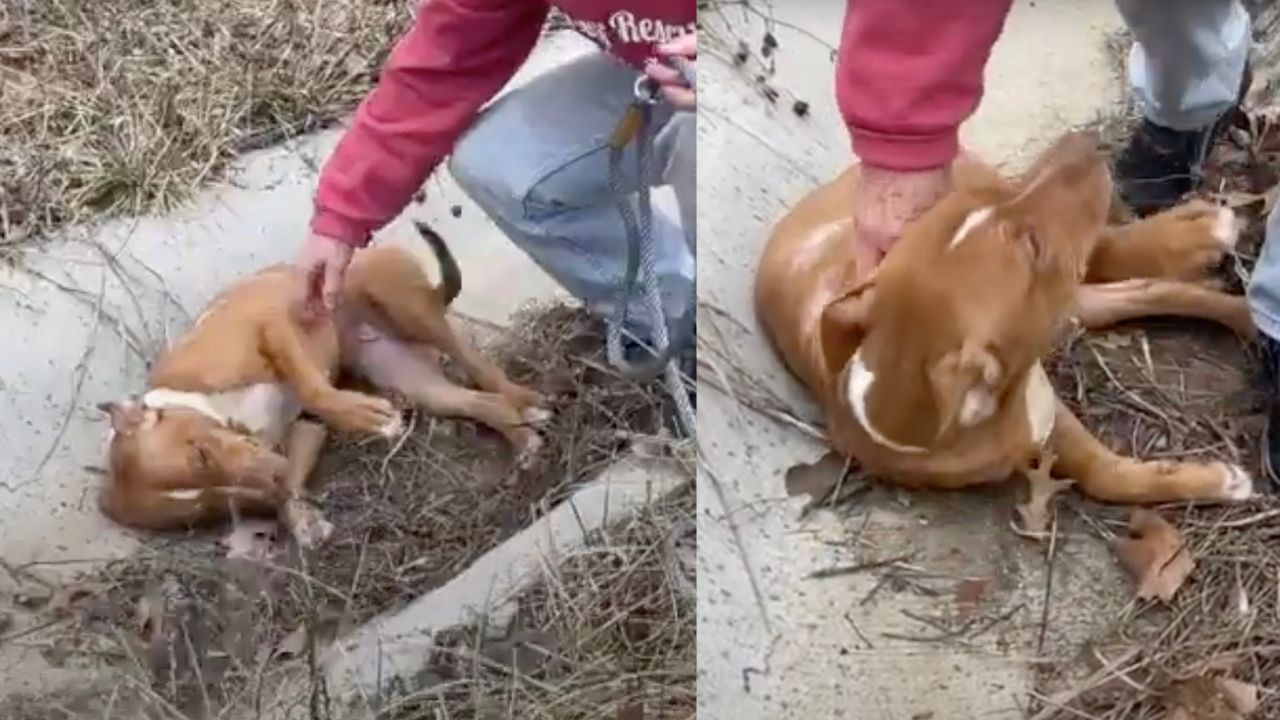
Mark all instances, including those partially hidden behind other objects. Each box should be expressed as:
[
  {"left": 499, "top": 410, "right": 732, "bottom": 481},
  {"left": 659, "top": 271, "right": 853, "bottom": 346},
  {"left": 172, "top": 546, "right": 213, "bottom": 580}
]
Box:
[
  {"left": 755, "top": 132, "right": 1254, "bottom": 505},
  {"left": 98, "top": 224, "right": 550, "bottom": 545}
]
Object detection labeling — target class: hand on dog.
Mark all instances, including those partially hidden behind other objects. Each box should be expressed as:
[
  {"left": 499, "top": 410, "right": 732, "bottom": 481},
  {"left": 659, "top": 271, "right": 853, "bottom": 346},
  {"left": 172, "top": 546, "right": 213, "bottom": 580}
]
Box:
[
  {"left": 295, "top": 232, "right": 354, "bottom": 320},
  {"left": 647, "top": 33, "right": 696, "bottom": 110},
  {"left": 851, "top": 164, "right": 952, "bottom": 273}
]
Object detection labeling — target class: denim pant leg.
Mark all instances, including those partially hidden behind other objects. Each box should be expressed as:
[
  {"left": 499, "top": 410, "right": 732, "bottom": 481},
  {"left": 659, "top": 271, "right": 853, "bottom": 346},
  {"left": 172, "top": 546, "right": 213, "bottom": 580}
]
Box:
[
  {"left": 448, "top": 52, "right": 696, "bottom": 346},
  {"left": 1114, "top": 0, "right": 1251, "bottom": 131},
  {"left": 1248, "top": 208, "right": 1280, "bottom": 341}
]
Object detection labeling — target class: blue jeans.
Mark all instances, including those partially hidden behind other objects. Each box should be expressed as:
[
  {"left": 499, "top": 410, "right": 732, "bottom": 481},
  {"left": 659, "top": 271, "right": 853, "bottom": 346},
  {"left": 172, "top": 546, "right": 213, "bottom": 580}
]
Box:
[
  {"left": 448, "top": 52, "right": 695, "bottom": 347},
  {"left": 1118, "top": 0, "right": 1279, "bottom": 340},
  {"left": 1117, "top": 0, "right": 1251, "bottom": 132}
]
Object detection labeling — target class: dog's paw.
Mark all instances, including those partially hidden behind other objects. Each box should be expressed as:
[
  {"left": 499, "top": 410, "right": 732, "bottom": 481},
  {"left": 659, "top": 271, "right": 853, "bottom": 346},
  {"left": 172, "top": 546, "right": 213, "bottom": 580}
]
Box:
[
  {"left": 1209, "top": 205, "right": 1239, "bottom": 248},
  {"left": 283, "top": 500, "right": 335, "bottom": 549},
  {"left": 523, "top": 405, "right": 553, "bottom": 424},
  {"left": 379, "top": 411, "right": 406, "bottom": 439},
  {"left": 221, "top": 520, "right": 288, "bottom": 563},
  {"left": 326, "top": 390, "right": 399, "bottom": 436},
  {"left": 1216, "top": 462, "right": 1253, "bottom": 501},
  {"left": 1173, "top": 203, "right": 1238, "bottom": 271},
  {"left": 513, "top": 432, "right": 545, "bottom": 471},
  {"left": 504, "top": 384, "right": 547, "bottom": 410}
]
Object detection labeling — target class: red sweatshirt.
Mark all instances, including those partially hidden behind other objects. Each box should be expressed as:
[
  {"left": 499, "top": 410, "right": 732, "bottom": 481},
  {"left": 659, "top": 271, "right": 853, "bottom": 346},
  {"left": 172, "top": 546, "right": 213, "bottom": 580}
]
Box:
[
  {"left": 313, "top": 1, "right": 695, "bottom": 247},
  {"left": 837, "top": 0, "right": 1014, "bottom": 172}
]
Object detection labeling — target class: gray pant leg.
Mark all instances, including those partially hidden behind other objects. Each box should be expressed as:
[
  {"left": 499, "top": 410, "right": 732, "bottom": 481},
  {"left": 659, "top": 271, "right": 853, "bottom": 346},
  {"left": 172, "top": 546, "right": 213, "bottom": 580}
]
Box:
[
  {"left": 1249, "top": 207, "right": 1280, "bottom": 341},
  {"left": 447, "top": 52, "right": 695, "bottom": 345},
  {"left": 1115, "top": 0, "right": 1251, "bottom": 130}
]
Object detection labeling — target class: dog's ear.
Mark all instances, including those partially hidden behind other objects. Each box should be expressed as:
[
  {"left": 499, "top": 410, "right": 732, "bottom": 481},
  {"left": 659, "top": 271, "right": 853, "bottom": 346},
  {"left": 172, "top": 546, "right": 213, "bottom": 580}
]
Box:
[
  {"left": 97, "top": 399, "right": 148, "bottom": 434},
  {"left": 927, "top": 340, "right": 1002, "bottom": 441},
  {"left": 818, "top": 274, "right": 877, "bottom": 379}
]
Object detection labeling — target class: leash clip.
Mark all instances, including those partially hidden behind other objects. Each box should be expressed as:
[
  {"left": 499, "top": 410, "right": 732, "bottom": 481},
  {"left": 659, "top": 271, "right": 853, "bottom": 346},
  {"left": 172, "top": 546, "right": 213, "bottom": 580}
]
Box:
[{"left": 633, "top": 75, "right": 661, "bottom": 106}]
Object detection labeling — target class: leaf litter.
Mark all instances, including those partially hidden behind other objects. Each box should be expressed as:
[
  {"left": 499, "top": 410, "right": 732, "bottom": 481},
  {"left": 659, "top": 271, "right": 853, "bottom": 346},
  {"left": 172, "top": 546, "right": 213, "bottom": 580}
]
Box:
[
  {"left": 1114, "top": 509, "right": 1196, "bottom": 603},
  {"left": 1014, "top": 450, "right": 1075, "bottom": 539}
]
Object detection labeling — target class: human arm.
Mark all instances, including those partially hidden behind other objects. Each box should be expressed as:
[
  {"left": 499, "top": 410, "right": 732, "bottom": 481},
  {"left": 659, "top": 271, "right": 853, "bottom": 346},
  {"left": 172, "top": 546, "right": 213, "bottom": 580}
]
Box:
[
  {"left": 298, "top": 0, "right": 548, "bottom": 314},
  {"left": 837, "top": 0, "right": 1013, "bottom": 261}
]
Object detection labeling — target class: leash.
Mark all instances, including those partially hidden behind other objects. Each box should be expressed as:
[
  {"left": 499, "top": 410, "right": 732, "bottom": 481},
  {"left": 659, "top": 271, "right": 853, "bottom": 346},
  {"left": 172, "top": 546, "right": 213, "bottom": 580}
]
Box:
[{"left": 604, "top": 56, "right": 696, "bottom": 438}]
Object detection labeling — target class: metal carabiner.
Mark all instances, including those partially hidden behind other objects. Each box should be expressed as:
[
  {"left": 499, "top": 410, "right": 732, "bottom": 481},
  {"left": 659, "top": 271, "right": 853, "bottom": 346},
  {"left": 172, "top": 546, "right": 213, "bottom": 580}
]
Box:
[{"left": 633, "top": 74, "right": 661, "bottom": 105}]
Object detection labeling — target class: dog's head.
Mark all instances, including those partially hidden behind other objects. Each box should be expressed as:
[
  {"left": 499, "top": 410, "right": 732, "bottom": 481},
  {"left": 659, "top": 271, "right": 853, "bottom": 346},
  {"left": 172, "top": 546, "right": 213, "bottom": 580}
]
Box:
[
  {"left": 821, "top": 131, "right": 1111, "bottom": 449},
  {"left": 99, "top": 399, "right": 288, "bottom": 492}
]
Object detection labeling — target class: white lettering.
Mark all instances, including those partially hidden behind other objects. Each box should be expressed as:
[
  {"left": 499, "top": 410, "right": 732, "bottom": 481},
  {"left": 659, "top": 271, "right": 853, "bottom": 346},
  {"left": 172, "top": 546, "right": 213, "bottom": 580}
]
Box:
[{"left": 609, "top": 10, "right": 638, "bottom": 44}]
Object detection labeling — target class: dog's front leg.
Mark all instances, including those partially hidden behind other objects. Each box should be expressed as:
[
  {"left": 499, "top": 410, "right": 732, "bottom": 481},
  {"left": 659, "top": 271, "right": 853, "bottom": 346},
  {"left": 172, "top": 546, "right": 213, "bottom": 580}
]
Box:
[
  {"left": 261, "top": 317, "right": 403, "bottom": 437},
  {"left": 1048, "top": 399, "right": 1251, "bottom": 504},
  {"left": 278, "top": 419, "right": 333, "bottom": 549}
]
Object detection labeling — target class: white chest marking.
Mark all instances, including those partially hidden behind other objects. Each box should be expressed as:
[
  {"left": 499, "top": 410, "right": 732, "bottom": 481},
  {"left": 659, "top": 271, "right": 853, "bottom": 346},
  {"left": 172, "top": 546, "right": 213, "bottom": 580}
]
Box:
[
  {"left": 143, "top": 383, "right": 301, "bottom": 447},
  {"left": 163, "top": 489, "right": 202, "bottom": 501},
  {"left": 1025, "top": 361, "right": 1056, "bottom": 446},
  {"left": 846, "top": 350, "right": 929, "bottom": 454},
  {"left": 949, "top": 207, "right": 994, "bottom": 250}
]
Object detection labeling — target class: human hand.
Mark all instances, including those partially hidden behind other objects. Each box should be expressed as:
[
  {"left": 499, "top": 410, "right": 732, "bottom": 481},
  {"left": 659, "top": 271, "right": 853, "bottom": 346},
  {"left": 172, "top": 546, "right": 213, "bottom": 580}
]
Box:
[
  {"left": 852, "top": 164, "right": 953, "bottom": 269},
  {"left": 295, "top": 231, "right": 355, "bottom": 320},
  {"left": 647, "top": 33, "right": 696, "bottom": 110}
]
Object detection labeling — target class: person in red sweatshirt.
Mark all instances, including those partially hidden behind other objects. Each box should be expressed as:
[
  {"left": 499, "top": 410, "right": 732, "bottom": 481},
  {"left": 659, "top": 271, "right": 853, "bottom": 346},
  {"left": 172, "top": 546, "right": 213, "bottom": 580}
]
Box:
[
  {"left": 840, "top": 0, "right": 1251, "bottom": 264},
  {"left": 838, "top": 0, "right": 1280, "bottom": 484},
  {"left": 295, "top": 2, "right": 697, "bottom": 370}
]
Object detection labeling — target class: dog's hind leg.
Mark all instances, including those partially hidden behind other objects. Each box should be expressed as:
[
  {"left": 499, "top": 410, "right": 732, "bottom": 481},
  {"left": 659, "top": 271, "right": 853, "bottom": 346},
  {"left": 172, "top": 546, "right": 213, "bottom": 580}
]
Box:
[
  {"left": 1048, "top": 399, "right": 1252, "bottom": 504},
  {"left": 349, "top": 325, "right": 545, "bottom": 468},
  {"left": 347, "top": 249, "right": 548, "bottom": 415},
  {"left": 1073, "top": 279, "right": 1255, "bottom": 338}
]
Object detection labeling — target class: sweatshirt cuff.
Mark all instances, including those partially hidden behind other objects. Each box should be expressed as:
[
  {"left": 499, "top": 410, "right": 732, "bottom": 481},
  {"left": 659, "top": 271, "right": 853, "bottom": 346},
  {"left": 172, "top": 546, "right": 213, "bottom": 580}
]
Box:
[
  {"left": 310, "top": 208, "right": 373, "bottom": 248},
  {"left": 848, "top": 126, "right": 960, "bottom": 172}
]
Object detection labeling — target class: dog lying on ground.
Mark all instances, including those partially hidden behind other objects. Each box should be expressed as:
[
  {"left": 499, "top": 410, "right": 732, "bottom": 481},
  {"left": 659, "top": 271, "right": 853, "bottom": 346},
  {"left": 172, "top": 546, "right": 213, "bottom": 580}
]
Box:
[
  {"left": 98, "top": 224, "right": 550, "bottom": 546},
  {"left": 755, "top": 131, "right": 1255, "bottom": 506}
]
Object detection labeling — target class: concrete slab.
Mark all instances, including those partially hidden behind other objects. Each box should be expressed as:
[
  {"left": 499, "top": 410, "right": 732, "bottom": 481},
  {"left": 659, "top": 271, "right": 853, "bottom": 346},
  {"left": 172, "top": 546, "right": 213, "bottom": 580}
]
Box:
[
  {"left": 0, "top": 30, "right": 640, "bottom": 700},
  {"left": 321, "top": 456, "right": 689, "bottom": 717},
  {"left": 695, "top": 2, "right": 1129, "bottom": 718}
]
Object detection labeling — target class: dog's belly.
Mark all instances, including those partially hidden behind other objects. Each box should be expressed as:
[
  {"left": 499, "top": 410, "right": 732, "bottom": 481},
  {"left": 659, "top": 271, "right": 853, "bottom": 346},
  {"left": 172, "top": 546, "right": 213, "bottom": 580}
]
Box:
[{"left": 143, "top": 383, "right": 301, "bottom": 447}]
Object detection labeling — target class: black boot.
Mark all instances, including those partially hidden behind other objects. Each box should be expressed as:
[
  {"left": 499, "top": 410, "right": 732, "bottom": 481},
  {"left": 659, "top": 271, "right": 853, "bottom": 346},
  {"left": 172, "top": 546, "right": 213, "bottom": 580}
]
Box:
[
  {"left": 1115, "top": 62, "right": 1252, "bottom": 217},
  {"left": 1260, "top": 333, "right": 1280, "bottom": 490}
]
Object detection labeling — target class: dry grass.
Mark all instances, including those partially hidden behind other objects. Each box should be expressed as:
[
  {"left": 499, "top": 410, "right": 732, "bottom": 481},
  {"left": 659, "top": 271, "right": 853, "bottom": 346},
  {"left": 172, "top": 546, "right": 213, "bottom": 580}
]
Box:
[
  {"left": 0, "top": 304, "right": 687, "bottom": 719},
  {"left": 376, "top": 487, "right": 696, "bottom": 720},
  {"left": 0, "top": 0, "right": 414, "bottom": 253}
]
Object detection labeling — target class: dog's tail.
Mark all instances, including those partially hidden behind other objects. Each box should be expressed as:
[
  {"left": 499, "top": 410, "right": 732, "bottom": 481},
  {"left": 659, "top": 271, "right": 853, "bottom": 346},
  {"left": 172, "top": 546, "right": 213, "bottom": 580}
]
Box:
[{"left": 413, "top": 221, "right": 461, "bottom": 306}]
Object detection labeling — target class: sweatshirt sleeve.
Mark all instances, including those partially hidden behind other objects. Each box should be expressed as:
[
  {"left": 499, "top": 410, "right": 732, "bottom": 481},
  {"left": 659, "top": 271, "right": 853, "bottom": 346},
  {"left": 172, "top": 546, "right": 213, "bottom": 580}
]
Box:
[
  {"left": 312, "top": 0, "right": 549, "bottom": 246},
  {"left": 836, "top": 0, "right": 1014, "bottom": 172}
]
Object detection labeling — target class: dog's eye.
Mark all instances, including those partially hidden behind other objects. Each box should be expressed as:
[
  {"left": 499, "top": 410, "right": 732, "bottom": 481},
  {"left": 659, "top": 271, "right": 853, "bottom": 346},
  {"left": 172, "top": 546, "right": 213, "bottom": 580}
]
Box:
[{"left": 191, "top": 444, "right": 213, "bottom": 468}]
